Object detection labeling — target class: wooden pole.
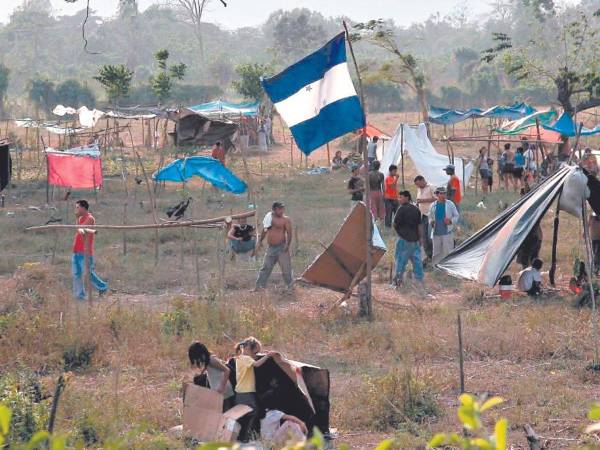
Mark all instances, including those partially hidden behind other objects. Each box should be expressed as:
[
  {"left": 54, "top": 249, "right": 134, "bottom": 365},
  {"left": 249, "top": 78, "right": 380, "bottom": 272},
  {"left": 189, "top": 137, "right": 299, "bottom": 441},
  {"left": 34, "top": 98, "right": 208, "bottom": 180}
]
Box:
[
  {"left": 326, "top": 142, "right": 331, "bottom": 165},
  {"left": 457, "top": 311, "right": 465, "bottom": 393},
  {"left": 84, "top": 230, "right": 93, "bottom": 303},
  {"left": 400, "top": 124, "right": 405, "bottom": 189},
  {"left": 549, "top": 199, "right": 561, "bottom": 286},
  {"left": 582, "top": 202, "right": 599, "bottom": 363},
  {"left": 134, "top": 150, "right": 160, "bottom": 264},
  {"left": 290, "top": 138, "right": 294, "bottom": 168},
  {"left": 344, "top": 20, "right": 372, "bottom": 320}
]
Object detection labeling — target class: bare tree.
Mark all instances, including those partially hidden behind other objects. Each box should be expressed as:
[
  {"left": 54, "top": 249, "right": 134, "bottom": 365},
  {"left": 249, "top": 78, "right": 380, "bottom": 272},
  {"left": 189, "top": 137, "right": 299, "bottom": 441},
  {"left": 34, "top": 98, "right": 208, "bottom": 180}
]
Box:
[{"left": 170, "top": 0, "right": 211, "bottom": 76}]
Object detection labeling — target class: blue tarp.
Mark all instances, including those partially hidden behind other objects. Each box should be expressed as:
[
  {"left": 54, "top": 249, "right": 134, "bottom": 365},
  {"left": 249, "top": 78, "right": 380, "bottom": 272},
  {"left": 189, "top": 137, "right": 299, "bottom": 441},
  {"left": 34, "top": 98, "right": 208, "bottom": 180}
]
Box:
[
  {"left": 542, "top": 112, "right": 600, "bottom": 137},
  {"left": 152, "top": 156, "right": 247, "bottom": 194},
  {"left": 188, "top": 100, "right": 259, "bottom": 117},
  {"left": 428, "top": 103, "right": 536, "bottom": 125}
]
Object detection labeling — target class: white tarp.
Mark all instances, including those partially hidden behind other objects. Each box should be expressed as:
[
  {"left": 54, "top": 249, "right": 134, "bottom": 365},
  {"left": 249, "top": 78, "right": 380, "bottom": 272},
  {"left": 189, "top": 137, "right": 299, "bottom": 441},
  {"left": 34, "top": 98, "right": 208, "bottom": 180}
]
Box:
[
  {"left": 379, "top": 123, "right": 474, "bottom": 188},
  {"left": 77, "top": 106, "right": 105, "bottom": 128},
  {"left": 53, "top": 105, "right": 77, "bottom": 116}
]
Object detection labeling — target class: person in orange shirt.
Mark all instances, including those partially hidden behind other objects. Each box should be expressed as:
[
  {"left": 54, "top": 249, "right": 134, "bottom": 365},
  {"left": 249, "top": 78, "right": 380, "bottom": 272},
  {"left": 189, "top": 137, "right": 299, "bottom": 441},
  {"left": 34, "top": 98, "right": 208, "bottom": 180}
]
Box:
[
  {"left": 384, "top": 164, "right": 399, "bottom": 228},
  {"left": 211, "top": 141, "right": 226, "bottom": 165},
  {"left": 444, "top": 164, "right": 462, "bottom": 211}
]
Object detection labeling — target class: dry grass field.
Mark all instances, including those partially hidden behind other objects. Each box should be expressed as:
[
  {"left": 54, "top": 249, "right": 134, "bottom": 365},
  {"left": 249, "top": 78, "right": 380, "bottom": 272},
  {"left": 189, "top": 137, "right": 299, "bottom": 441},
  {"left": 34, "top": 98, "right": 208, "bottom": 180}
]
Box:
[{"left": 2, "top": 113, "right": 600, "bottom": 449}]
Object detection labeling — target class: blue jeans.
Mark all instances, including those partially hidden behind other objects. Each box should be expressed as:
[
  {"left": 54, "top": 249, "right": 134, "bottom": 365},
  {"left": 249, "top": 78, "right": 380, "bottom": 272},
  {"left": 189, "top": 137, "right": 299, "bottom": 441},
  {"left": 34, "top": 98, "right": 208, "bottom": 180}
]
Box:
[
  {"left": 395, "top": 238, "right": 424, "bottom": 281},
  {"left": 72, "top": 253, "right": 108, "bottom": 300},
  {"left": 230, "top": 238, "right": 256, "bottom": 254}
]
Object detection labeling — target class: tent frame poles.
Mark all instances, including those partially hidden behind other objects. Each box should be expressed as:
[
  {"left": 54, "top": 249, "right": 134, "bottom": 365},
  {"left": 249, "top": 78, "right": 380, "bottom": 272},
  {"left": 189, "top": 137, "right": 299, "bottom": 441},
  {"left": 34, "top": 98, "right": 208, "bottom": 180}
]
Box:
[
  {"left": 582, "top": 201, "right": 599, "bottom": 363},
  {"left": 400, "top": 124, "right": 405, "bottom": 189},
  {"left": 344, "top": 19, "right": 372, "bottom": 320},
  {"left": 549, "top": 198, "right": 561, "bottom": 286}
]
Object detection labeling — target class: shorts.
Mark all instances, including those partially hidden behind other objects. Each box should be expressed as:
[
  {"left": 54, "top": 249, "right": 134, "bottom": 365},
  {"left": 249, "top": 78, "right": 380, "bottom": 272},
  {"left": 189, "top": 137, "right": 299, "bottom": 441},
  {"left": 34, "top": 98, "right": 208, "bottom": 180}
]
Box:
[
  {"left": 512, "top": 167, "right": 524, "bottom": 178},
  {"left": 502, "top": 163, "right": 514, "bottom": 175},
  {"left": 479, "top": 168, "right": 492, "bottom": 180}
]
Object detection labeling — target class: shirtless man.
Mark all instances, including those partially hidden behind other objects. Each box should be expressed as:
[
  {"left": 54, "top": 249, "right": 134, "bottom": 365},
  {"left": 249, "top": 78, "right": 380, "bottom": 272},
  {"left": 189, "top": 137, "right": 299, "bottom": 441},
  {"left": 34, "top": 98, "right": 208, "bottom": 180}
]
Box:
[{"left": 254, "top": 201, "right": 293, "bottom": 290}]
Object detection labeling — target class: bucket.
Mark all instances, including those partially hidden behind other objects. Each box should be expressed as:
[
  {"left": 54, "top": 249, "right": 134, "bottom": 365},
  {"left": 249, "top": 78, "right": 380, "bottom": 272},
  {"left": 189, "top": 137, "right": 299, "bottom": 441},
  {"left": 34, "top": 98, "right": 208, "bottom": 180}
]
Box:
[{"left": 499, "top": 274, "right": 513, "bottom": 299}]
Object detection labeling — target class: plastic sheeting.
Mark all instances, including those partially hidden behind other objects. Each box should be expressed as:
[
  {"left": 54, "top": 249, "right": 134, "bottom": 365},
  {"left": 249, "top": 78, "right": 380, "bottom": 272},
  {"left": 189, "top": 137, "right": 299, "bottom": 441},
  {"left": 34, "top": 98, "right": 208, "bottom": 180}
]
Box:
[
  {"left": 152, "top": 156, "right": 247, "bottom": 194},
  {"left": 379, "top": 123, "right": 474, "bottom": 189},
  {"left": 428, "top": 103, "right": 535, "bottom": 125},
  {"left": 46, "top": 146, "right": 103, "bottom": 189},
  {"left": 494, "top": 110, "right": 557, "bottom": 135},
  {"left": 172, "top": 109, "right": 239, "bottom": 149},
  {"left": 188, "top": 100, "right": 259, "bottom": 117},
  {"left": 437, "top": 165, "right": 600, "bottom": 286},
  {"left": 543, "top": 112, "right": 600, "bottom": 137},
  {"left": 300, "top": 201, "right": 386, "bottom": 293}
]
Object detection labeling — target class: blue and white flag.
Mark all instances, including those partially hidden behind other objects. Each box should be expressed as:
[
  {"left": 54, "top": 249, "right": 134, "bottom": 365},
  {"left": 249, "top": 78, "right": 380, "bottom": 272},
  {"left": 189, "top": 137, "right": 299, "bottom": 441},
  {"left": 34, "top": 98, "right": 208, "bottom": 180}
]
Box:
[{"left": 262, "top": 32, "right": 365, "bottom": 155}]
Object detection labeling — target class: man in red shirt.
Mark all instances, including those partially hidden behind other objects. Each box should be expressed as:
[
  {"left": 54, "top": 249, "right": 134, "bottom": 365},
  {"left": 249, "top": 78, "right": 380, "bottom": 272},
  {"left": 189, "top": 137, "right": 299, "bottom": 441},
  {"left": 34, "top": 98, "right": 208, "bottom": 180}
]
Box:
[
  {"left": 384, "top": 164, "right": 399, "bottom": 228},
  {"left": 72, "top": 200, "right": 107, "bottom": 300},
  {"left": 211, "top": 141, "right": 226, "bottom": 165},
  {"left": 444, "top": 164, "right": 462, "bottom": 210}
]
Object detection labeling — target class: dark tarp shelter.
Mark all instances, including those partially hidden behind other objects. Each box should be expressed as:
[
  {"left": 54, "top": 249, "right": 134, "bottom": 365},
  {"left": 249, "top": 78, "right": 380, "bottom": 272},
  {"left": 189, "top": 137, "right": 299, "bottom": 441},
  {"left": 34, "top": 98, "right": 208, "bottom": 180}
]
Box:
[
  {"left": 437, "top": 165, "right": 600, "bottom": 286},
  {"left": 171, "top": 108, "right": 238, "bottom": 149},
  {"left": 0, "top": 143, "right": 11, "bottom": 192},
  {"left": 300, "top": 202, "right": 387, "bottom": 292}
]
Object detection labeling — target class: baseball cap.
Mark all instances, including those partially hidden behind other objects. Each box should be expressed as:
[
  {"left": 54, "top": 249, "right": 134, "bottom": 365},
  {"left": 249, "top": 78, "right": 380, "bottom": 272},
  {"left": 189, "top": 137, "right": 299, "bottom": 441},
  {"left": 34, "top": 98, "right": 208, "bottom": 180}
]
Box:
[
  {"left": 444, "top": 164, "right": 455, "bottom": 171},
  {"left": 272, "top": 201, "right": 285, "bottom": 209},
  {"left": 434, "top": 186, "right": 447, "bottom": 194}
]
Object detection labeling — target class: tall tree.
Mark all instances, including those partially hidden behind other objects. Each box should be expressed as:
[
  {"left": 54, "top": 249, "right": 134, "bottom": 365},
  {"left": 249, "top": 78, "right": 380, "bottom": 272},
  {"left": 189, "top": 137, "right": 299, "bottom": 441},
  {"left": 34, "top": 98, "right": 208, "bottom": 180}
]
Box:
[
  {"left": 0, "top": 65, "right": 9, "bottom": 116},
  {"left": 27, "top": 77, "right": 55, "bottom": 117},
  {"left": 94, "top": 64, "right": 134, "bottom": 109},
  {"left": 232, "top": 63, "right": 271, "bottom": 101},
  {"left": 55, "top": 80, "right": 95, "bottom": 108},
  {"left": 150, "top": 49, "right": 187, "bottom": 105},
  {"left": 352, "top": 20, "right": 430, "bottom": 129},
  {"left": 482, "top": 9, "right": 600, "bottom": 115}
]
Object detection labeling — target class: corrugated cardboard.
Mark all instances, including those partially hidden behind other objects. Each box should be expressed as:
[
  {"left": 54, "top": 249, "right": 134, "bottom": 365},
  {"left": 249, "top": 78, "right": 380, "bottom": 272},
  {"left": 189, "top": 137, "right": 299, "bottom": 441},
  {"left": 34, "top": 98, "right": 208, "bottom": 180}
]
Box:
[{"left": 182, "top": 383, "right": 252, "bottom": 442}]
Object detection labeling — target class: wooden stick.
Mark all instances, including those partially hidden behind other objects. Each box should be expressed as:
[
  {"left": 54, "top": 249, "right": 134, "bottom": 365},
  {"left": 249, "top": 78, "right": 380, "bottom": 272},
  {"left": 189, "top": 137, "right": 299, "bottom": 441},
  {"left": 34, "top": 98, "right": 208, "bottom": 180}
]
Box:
[
  {"left": 457, "top": 311, "right": 465, "bottom": 393},
  {"left": 26, "top": 211, "right": 256, "bottom": 232},
  {"left": 582, "top": 202, "right": 599, "bottom": 363},
  {"left": 47, "top": 374, "right": 66, "bottom": 434},
  {"left": 326, "top": 142, "right": 331, "bottom": 165}
]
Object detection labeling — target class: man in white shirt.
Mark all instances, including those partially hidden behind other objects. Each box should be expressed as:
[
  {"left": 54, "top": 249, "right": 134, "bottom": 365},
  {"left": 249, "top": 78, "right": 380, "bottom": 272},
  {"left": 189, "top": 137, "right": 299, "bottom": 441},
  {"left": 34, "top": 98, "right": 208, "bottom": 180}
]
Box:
[
  {"left": 414, "top": 175, "right": 436, "bottom": 262},
  {"left": 517, "top": 258, "right": 543, "bottom": 296},
  {"left": 367, "top": 136, "right": 379, "bottom": 168}
]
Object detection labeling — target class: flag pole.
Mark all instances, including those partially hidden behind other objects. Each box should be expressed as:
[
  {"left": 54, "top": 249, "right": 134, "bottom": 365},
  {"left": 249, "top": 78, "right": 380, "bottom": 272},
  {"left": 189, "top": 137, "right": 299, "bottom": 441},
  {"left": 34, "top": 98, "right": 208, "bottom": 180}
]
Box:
[{"left": 343, "top": 20, "right": 372, "bottom": 320}]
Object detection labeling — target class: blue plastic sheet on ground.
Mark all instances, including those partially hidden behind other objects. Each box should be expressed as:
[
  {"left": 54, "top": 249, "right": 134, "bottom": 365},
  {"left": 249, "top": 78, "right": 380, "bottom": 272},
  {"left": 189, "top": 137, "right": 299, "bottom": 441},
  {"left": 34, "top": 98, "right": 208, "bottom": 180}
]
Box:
[
  {"left": 428, "top": 102, "right": 535, "bottom": 125},
  {"left": 187, "top": 100, "right": 259, "bottom": 117},
  {"left": 542, "top": 112, "right": 600, "bottom": 137},
  {"left": 152, "top": 156, "right": 247, "bottom": 194}
]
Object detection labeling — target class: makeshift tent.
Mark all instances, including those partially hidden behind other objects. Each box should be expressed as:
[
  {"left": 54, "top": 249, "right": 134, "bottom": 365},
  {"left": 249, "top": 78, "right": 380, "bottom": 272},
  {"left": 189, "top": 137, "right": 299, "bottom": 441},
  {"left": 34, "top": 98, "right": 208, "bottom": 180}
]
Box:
[
  {"left": 437, "top": 165, "right": 600, "bottom": 286},
  {"left": 380, "top": 123, "right": 474, "bottom": 188},
  {"left": 300, "top": 202, "right": 386, "bottom": 292},
  {"left": 429, "top": 107, "right": 484, "bottom": 125},
  {"left": 0, "top": 143, "right": 11, "bottom": 191},
  {"left": 171, "top": 109, "right": 239, "bottom": 149},
  {"left": 188, "top": 100, "right": 259, "bottom": 118},
  {"left": 494, "top": 110, "right": 557, "bottom": 135},
  {"left": 153, "top": 156, "right": 247, "bottom": 194},
  {"left": 543, "top": 112, "right": 600, "bottom": 137},
  {"left": 481, "top": 102, "right": 535, "bottom": 120},
  {"left": 518, "top": 126, "right": 563, "bottom": 144},
  {"left": 357, "top": 124, "right": 391, "bottom": 140},
  {"left": 52, "top": 105, "right": 77, "bottom": 116},
  {"left": 46, "top": 145, "right": 103, "bottom": 189}
]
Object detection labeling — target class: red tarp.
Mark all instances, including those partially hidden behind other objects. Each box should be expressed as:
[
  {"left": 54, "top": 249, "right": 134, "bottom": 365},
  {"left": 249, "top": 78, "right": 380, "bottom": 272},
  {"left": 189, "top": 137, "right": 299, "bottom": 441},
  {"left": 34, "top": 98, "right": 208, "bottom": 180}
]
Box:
[
  {"left": 519, "top": 127, "right": 562, "bottom": 144},
  {"left": 357, "top": 124, "right": 391, "bottom": 140},
  {"left": 47, "top": 152, "right": 103, "bottom": 189}
]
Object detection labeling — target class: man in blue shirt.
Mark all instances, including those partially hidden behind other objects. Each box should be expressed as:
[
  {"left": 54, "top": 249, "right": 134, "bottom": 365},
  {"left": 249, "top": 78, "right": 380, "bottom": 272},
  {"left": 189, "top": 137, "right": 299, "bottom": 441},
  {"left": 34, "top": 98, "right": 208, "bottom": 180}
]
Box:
[{"left": 428, "top": 186, "right": 460, "bottom": 264}]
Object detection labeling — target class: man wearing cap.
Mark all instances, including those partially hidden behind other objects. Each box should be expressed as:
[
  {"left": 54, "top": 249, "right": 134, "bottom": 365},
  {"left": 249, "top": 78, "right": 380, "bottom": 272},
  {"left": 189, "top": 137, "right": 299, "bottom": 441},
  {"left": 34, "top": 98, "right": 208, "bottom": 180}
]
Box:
[
  {"left": 428, "top": 186, "right": 460, "bottom": 264},
  {"left": 254, "top": 201, "right": 293, "bottom": 291},
  {"left": 444, "top": 164, "right": 462, "bottom": 210},
  {"left": 393, "top": 190, "right": 424, "bottom": 287}
]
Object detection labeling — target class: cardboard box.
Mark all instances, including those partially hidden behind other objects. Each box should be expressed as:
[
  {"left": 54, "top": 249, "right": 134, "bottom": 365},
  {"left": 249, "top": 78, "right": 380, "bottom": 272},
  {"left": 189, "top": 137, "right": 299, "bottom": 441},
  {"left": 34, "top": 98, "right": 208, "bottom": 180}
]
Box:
[{"left": 182, "top": 383, "right": 252, "bottom": 442}]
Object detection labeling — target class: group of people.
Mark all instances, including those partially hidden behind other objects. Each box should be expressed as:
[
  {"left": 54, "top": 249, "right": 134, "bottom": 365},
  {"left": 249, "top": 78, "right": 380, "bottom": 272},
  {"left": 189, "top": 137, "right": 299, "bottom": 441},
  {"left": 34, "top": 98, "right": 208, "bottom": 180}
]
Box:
[
  {"left": 494, "top": 141, "right": 538, "bottom": 192},
  {"left": 188, "top": 338, "right": 308, "bottom": 445}
]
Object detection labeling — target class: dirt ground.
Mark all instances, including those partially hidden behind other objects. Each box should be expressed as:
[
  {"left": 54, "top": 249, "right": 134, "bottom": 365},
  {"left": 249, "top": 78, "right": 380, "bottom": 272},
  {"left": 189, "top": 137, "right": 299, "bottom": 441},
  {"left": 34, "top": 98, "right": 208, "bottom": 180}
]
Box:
[{"left": 2, "top": 112, "right": 600, "bottom": 449}]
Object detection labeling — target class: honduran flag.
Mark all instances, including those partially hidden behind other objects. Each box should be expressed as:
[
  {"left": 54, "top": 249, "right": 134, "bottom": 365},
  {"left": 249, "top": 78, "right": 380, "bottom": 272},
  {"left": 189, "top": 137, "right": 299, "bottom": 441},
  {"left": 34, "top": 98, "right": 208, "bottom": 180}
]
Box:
[{"left": 262, "top": 32, "right": 366, "bottom": 155}]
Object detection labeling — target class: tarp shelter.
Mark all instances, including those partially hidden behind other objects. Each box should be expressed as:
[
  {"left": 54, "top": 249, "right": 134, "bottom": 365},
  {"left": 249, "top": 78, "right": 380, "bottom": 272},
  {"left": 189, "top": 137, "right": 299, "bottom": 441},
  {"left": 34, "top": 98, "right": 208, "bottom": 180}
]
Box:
[
  {"left": 153, "top": 156, "right": 247, "bottom": 194},
  {"left": 188, "top": 100, "right": 259, "bottom": 118},
  {"left": 300, "top": 202, "right": 386, "bottom": 292},
  {"left": 380, "top": 123, "right": 474, "bottom": 188},
  {"left": 543, "top": 112, "right": 600, "bottom": 137},
  {"left": 437, "top": 165, "right": 600, "bottom": 286},
  {"left": 171, "top": 109, "right": 239, "bottom": 149},
  {"left": 481, "top": 102, "right": 535, "bottom": 120},
  {"left": 429, "top": 106, "right": 483, "bottom": 125},
  {"left": 494, "top": 110, "right": 557, "bottom": 135},
  {"left": 357, "top": 124, "right": 391, "bottom": 140},
  {"left": 0, "top": 143, "right": 11, "bottom": 191},
  {"left": 46, "top": 145, "right": 103, "bottom": 189}
]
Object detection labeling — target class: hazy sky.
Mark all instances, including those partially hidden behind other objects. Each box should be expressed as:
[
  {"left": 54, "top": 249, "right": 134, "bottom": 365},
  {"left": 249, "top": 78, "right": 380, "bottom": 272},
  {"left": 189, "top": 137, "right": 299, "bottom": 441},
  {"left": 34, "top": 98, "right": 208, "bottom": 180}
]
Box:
[{"left": 0, "top": 0, "right": 580, "bottom": 29}]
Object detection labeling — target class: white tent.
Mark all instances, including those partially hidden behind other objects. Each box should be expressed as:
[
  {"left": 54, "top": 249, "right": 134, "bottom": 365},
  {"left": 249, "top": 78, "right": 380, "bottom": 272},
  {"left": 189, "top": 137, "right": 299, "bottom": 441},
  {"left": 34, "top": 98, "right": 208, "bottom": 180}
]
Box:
[{"left": 379, "top": 123, "right": 474, "bottom": 188}]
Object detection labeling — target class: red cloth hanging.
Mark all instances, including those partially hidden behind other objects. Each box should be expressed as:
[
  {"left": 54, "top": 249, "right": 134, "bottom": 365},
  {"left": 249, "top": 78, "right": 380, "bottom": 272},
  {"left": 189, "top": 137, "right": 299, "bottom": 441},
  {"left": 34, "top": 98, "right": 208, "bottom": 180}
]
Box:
[{"left": 47, "top": 152, "right": 103, "bottom": 189}]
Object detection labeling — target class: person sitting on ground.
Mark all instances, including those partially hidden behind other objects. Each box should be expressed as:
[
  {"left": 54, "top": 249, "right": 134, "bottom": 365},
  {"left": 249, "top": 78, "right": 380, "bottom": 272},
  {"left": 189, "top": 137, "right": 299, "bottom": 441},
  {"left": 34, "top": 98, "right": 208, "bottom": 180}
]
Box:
[
  {"left": 331, "top": 151, "right": 343, "bottom": 170},
  {"left": 235, "top": 337, "right": 277, "bottom": 442},
  {"left": 517, "top": 258, "right": 543, "bottom": 297},
  {"left": 261, "top": 409, "right": 308, "bottom": 448},
  {"left": 347, "top": 165, "right": 364, "bottom": 206},
  {"left": 188, "top": 341, "right": 234, "bottom": 409},
  {"left": 227, "top": 217, "right": 256, "bottom": 256}
]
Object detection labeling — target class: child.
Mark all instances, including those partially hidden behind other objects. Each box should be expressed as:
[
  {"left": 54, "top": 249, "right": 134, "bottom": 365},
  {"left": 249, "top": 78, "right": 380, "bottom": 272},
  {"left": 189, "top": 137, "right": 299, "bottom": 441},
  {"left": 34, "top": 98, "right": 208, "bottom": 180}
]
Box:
[
  {"left": 235, "top": 337, "right": 275, "bottom": 441},
  {"left": 261, "top": 410, "right": 307, "bottom": 447}
]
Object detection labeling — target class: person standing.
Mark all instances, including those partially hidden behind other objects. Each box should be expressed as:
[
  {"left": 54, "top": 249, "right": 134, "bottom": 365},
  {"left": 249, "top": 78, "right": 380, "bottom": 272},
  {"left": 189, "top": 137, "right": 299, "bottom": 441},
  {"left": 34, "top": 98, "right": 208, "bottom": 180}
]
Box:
[
  {"left": 393, "top": 191, "right": 424, "bottom": 287},
  {"left": 502, "top": 144, "right": 516, "bottom": 191},
  {"left": 211, "top": 141, "right": 226, "bottom": 165},
  {"left": 72, "top": 200, "right": 108, "bottom": 300},
  {"left": 414, "top": 175, "right": 435, "bottom": 262},
  {"left": 428, "top": 186, "right": 460, "bottom": 264},
  {"left": 367, "top": 136, "right": 379, "bottom": 168},
  {"left": 254, "top": 202, "right": 293, "bottom": 291},
  {"left": 369, "top": 161, "right": 385, "bottom": 223},
  {"left": 513, "top": 147, "right": 525, "bottom": 191},
  {"left": 384, "top": 165, "right": 399, "bottom": 228},
  {"left": 477, "top": 147, "right": 493, "bottom": 194},
  {"left": 444, "top": 164, "right": 462, "bottom": 211},
  {"left": 347, "top": 165, "right": 364, "bottom": 207},
  {"left": 590, "top": 211, "right": 600, "bottom": 275}
]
